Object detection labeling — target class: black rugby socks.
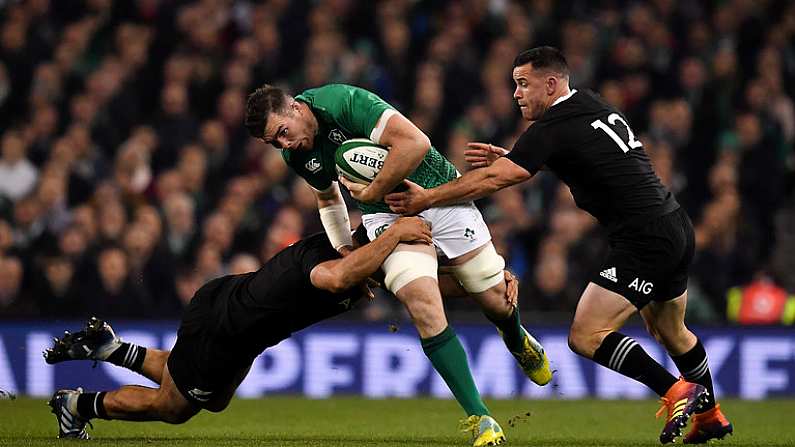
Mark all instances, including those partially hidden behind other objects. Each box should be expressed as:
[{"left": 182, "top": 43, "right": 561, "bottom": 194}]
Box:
[
  {"left": 487, "top": 307, "right": 525, "bottom": 352},
  {"left": 593, "top": 332, "right": 678, "bottom": 397},
  {"left": 106, "top": 343, "right": 147, "bottom": 373},
  {"left": 672, "top": 339, "right": 716, "bottom": 412},
  {"left": 76, "top": 391, "right": 108, "bottom": 419}
]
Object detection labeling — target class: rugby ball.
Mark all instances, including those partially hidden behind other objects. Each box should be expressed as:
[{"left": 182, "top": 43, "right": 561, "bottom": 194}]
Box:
[{"left": 335, "top": 138, "right": 389, "bottom": 184}]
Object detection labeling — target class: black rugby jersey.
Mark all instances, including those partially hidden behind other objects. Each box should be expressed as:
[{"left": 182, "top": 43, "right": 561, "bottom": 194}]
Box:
[
  {"left": 506, "top": 89, "right": 678, "bottom": 231},
  {"left": 204, "top": 232, "right": 358, "bottom": 346}
]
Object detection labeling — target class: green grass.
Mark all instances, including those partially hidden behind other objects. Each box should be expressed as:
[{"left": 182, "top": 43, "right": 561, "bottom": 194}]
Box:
[{"left": 1, "top": 397, "right": 793, "bottom": 446}]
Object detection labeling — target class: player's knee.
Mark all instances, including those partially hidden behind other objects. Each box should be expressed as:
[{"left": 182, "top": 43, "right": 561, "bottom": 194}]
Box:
[
  {"left": 567, "top": 325, "right": 600, "bottom": 358},
  {"left": 644, "top": 321, "right": 664, "bottom": 345},
  {"left": 653, "top": 322, "right": 693, "bottom": 350},
  {"left": 567, "top": 331, "right": 586, "bottom": 356},
  {"left": 451, "top": 244, "right": 505, "bottom": 295},
  {"left": 154, "top": 394, "right": 197, "bottom": 424},
  {"left": 159, "top": 404, "right": 196, "bottom": 424},
  {"left": 382, "top": 251, "right": 437, "bottom": 294}
]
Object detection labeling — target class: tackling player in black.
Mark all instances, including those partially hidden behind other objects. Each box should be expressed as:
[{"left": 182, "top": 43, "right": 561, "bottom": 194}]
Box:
[
  {"left": 385, "top": 47, "right": 733, "bottom": 444},
  {"left": 42, "top": 217, "right": 438, "bottom": 439}
]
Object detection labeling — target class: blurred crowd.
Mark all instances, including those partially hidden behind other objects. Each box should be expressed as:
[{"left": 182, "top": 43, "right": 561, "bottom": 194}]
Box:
[{"left": 0, "top": 0, "right": 793, "bottom": 324}]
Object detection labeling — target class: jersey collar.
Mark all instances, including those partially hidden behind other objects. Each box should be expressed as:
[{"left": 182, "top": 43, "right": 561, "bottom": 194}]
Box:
[{"left": 551, "top": 89, "right": 577, "bottom": 107}]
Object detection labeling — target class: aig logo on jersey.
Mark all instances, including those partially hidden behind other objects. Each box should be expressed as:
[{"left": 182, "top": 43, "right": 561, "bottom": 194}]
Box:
[
  {"left": 305, "top": 158, "right": 322, "bottom": 173},
  {"left": 629, "top": 277, "right": 654, "bottom": 295},
  {"left": 328, "top": 129, "right": 347, "bottom": 145}
]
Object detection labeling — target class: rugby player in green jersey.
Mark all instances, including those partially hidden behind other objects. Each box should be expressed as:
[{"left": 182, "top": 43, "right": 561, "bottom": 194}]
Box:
[{"left": 245, "top": 84, "right": 551, "bottom": 446}]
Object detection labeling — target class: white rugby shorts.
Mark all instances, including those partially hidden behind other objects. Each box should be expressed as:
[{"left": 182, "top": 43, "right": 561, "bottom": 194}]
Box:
[{"left": 362, "top": 202, "right": 491, "bottom": 260}]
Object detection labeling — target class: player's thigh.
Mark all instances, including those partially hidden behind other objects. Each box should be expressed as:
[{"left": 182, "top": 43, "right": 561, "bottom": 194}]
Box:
[
  {"left": 383, "top": 241, "right": 439, "bottom": 294},
  {"left": 569, "top": 282, "right": 637, "bottom": 355},
  {"left": 154, "top": 364, "right": 200, "bottom": 424},
  {"left": 387, "top": 243, "right": 447, "bottom": 336}
]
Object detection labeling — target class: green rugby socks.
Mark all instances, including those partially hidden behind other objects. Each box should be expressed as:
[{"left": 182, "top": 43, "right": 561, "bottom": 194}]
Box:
[{"left": 421, "top": 326, "right": 489, "bottom": 416}]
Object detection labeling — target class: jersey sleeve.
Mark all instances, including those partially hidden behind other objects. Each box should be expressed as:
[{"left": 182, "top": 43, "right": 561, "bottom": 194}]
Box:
[
  {"left": 281, "top": 150, "right": 333, "bottom": 190},
  {"left": 316, "top": 85, "right": 395, "bottom": 140},
  {"left": 506, "top": 125, "right": 556, "bottom": 175},
  {"left": 298, "top": 233, "right": 341, "bottom": 279}
]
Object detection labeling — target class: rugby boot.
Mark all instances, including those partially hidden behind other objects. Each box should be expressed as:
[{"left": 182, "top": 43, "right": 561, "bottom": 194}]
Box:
[
  {"left": 684, "top": 404, "right": 733, "bottom": 444},
  {"left": 657, "top": 378, "right": 709, "bottom": 444},
  {"left": 44, "top": 317, "right": 122, "bottom": 364},
  {"left": 48, "top": 388, "right": 92, "bottom": 439},
  {"left": 460, "top": 415, "right": 506, "bottom": 447},
  {"left": 501, "top": 326, "right": 552, "bottom": 385}
]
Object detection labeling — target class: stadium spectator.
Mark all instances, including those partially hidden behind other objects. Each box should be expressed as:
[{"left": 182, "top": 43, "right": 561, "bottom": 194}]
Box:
[
  {"left": 0, "top": 130, "right": 38, "bottom": 202},
  {"left": 0, "top": 256, "right": 35, "bottom": 317},
  {"left": 87, "top": 246, "right": 151, "bottom": 318}
]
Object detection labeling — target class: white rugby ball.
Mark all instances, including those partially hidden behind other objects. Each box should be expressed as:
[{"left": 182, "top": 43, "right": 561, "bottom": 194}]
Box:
[{"left": 335, "top": 138, "right": 389, "bottom": 184}]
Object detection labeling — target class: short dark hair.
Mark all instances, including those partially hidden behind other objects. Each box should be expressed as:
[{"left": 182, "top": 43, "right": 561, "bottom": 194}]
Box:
[
  {"left": 513, "top": 46, "right": 569, "bottom": 77},
  {"left": 245, "top": 84, "right": 289, "bottom": 139}
]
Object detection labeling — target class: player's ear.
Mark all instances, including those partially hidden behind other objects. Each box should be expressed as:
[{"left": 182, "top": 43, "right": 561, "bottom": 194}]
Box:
[{"left": 546, "top": 76, "right": 557, "bottom": 95}]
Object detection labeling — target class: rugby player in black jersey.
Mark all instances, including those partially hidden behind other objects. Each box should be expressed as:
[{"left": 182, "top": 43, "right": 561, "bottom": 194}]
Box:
[
  {"left": 43, "top": 217, "right": 494, "bottom": 439},
  {"left": 385, "top": 47, "right": 732, "bottom": 444}
]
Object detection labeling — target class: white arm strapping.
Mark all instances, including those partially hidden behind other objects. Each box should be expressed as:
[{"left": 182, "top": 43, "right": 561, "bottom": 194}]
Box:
[
  {"left": 319, "top": 203, "right": 352, "bottom": 250},
  {"left": 369, "top": 109, "right": 398, "bottom": 144}
]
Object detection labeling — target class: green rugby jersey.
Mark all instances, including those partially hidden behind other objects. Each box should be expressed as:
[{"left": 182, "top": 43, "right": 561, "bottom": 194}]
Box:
[{"left": 282, "top": 84, "right": 458, "bottom": 214}]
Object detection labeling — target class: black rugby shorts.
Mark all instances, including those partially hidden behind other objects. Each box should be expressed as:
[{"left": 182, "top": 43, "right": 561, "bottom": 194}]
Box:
[{"left": 590, "top": 207, "right": 695, "bottom": 308}]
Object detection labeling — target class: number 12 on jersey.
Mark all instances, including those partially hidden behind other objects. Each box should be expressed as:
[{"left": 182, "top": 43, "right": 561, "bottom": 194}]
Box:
[{"left": 591, "top": 113, "right": 643, "bottom": 153}]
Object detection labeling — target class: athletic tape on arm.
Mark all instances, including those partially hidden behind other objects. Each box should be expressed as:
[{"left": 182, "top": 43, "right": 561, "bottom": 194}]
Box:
[
  {"left": 450, "top": 243, "right": 505, "bottom": 293},
  {"left": 382, "top": 250, "right": 438, "bottom": 293},
  {"left": 319, "top": 204, "right": 352, "bottom": 250},
  {"left": 370, "top": 109, "right": 399, "bottom": 144}
]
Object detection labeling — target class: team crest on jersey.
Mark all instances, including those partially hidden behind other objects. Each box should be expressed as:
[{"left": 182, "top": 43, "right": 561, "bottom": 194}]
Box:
[
  {"left": 328, "top": 129, "right": 347, "bottom": 145},
  {"left": 305, "top": 158, "right": 322, "bottom": 173}
]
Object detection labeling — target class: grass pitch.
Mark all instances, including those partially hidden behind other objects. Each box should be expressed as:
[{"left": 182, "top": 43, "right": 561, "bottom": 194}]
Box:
[{"left": 1, "top": 397, "right": 793, "bottom": 446}]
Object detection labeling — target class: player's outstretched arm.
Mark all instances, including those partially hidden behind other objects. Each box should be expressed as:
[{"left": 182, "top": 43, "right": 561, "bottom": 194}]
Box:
[
  {"left": 385, "top": 157, "right": 531, "bottom": 215},
  {"left": 346, "top": 114, "right": 431, "bottom": 203},
  {"left": 310, "top": 217, "right": 432, "bottom": 293}
]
